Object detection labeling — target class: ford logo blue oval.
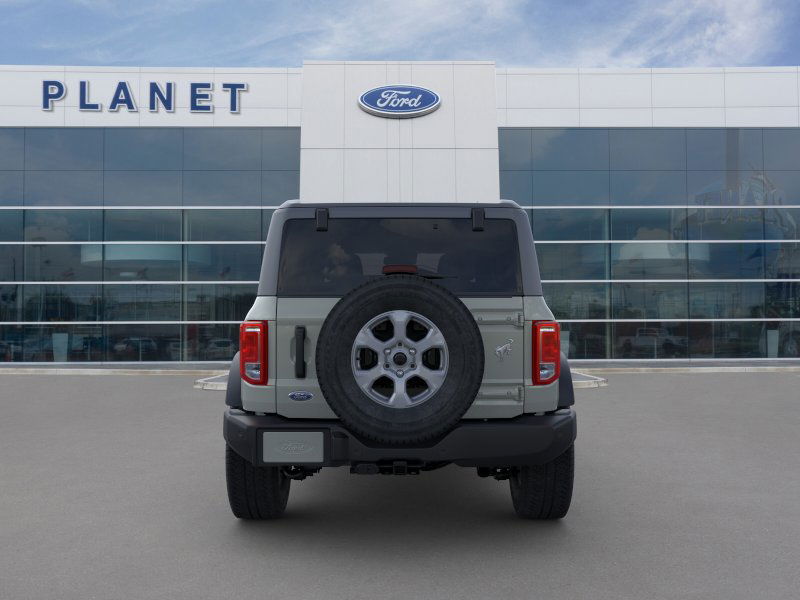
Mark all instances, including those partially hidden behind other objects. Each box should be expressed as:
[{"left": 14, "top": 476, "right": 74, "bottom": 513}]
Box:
[
  {"left": 358, "top": 85, "right": 440, "bottom": 118},
  {"left": 288, "top": 391, "right": 314, "bottom": 402}
]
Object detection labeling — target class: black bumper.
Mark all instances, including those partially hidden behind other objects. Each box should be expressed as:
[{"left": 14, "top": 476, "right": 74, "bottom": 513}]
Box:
[{"left": 224, "top": 409, "right": 576, "bottom": 468}]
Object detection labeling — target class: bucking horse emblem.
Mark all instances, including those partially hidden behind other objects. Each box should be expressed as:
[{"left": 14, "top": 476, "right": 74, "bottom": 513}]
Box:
[{"left": 495, "top": 338, "right": 513, "bottom": 360}]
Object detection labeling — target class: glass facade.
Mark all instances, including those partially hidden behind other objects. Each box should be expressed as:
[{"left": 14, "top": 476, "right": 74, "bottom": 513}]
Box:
[
  {"left": 0, "top": 127, "right": 299, "bottom": 362},
  {"left": 1, "top": 125, "right": 798, "bottom": 361},
  {"left": 502, "top": 127, "right": 800, "bottom": 359}
]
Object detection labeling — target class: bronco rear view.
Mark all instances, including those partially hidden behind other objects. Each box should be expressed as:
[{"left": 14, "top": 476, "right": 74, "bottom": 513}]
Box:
[{"left": 224, "top": 200, "right": 576, "bottom": 519}]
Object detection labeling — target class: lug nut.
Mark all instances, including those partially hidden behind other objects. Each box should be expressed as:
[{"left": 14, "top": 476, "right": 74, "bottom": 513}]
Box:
[
  {"left": 396, "top": 370, "right": 404, "bottom": 377},
  {"left": 409, "top": 348, "right": 416, "bottom": 355},
  {"left": 384, "top": 363, "right": 390, "bottom": 368},
  {"left": 384, "top": 348, "right": 391, "bottom": 354},
  {"left": 410, "top": 363, "right": 416, "bottom": 369}
]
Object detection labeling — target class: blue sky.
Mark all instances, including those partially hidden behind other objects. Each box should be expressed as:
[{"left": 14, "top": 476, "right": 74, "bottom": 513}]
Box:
[{"left": 1, "top": 0, "right": 799, "bottom": 68}]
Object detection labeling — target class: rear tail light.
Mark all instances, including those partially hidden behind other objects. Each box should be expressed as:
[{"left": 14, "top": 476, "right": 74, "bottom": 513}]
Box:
[
  {"left": 240, "top": 321, "right": 268, "bottom": 385},
  {"left": 533, "top": 321, "right": 560, "bottom": 385}
]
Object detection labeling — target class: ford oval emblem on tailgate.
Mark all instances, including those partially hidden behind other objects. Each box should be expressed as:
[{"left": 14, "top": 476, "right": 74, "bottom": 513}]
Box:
[
  {"left": 358, "top": 85, "right": 440, "bottom": 118},
  {"left": 288, "top": 391, "right": 314, "bottom": 401}
]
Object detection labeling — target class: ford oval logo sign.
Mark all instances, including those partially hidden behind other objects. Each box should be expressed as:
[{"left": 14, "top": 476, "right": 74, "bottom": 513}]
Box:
[
  {"left": 288, "top": 391, "right": 314, "bottom": 402},
  {"left": 358, "top": 85, "right": 440, "bottom": 118}
]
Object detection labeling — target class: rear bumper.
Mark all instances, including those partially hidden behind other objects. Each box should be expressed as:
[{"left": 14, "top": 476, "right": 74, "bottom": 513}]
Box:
[{"left": 224, "top": 409, "right": 576, "bottom": 468}]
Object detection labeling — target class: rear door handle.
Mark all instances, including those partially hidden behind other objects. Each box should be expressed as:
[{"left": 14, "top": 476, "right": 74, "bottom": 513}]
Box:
[{"left": 295, "top": 326, "right": 306, "bottom": 378}]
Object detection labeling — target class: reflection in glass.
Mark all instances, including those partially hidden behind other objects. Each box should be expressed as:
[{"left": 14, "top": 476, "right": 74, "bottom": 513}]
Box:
[
  {"left": 104, "top": 171, "right": 182, "bottom": 206},
  {"left": 104, "top": 285, "right": 181, "bottom": 320},
  {"left": 0, "top": 129, "right": 24, "bottom": 170},
  {"left": 24, "top": 210, "right": 102, "bottom": 241},
  {"left": 775, "top": 323, "right": 800, "bottom": 357},
  {"left": 22, "top": 324, "right": 104, "bottom": 362},
  {"left": 25, "top": 128, "right": 103, "bottom": 170},
  {"left": 689, "top": 282, "right": 764, "bottom": 319},
  {"left": 185, "top": 324, "right": 239, "bottom": 361},
  {"left": 498, "top": 129, "right": 532, "bottom": 170},
  {"left": 560, "top": 323, "right": 608, "bottom": 359},
  {"left": 0, "top": 170, "right": 23, "bottom": 205},
  {"left": 262, "top": 128, "right": 301, "bottom": 171},
  {"left": 183, "top": 171, "right": 260, "bottom": 205},
  {"left": 0, "top": 246, "right": 23, "bottom": 281},
  {"left": 532, "top": 129, "right": 609, "bottom": 170},
  {"left": 763, "top": 129, "right": 800, "bottom": 170},
  {"left": 686, "top": 129, "right": 763, "bottom": 171},
  {"left": 532, "top": 171, "right": 610, "bottom": 205},
  {"left": 611, "top": 208, "right": 687, "bottom": 240},
  {"left": 611, "top": 243, "right": 687, "bottom": 279},
  {"left": 532, "top": 209, "right": 607, "bottom": 241},
  {"left": 611, "top": 171, "right": 686, "bottom": 205},
  {"left": 185, "top": 244, "right": 263, "bottom": 281},
  {"left": 542, "top": 283, "right": 607, "bottom": 319},
  {"left": 106, "top": 324, "right": 181, "bottom": 361},
  {"left": 184, "top": 209, "right": 262, "bottom": 241},
  {"left": 613, "top": 321, "right": 688, "bottom": 359},
  {"left": 689, "top": 243, "right": 764, "bottom": 279},
  {"left": 0, "top": 209, "right": 23, "bottom": 241},
  {"left": 612, "top": 282, "right": 688, "bottom": 319},
  {"left": 262, "top": 170, "right": 299, "bottom": 206},
  {"left": 25, "top": 244, "right": 102, "bottom": 281},
  {"left": 765, "top": 242, "right": 800, "bottom": 279},
  {"left": 104, "top": 210, "right": 181, "bottom": 241},
  {"left": 766, "top": 282, "right": 800, "bottom": 318},
  {"left": 687, "top": 207, "right": 764, "bottom": 240},
  {"left": 23, "top": 285, "right": 101, "bottom": 321},
  {"left": 24, "top": 171, "right": 103, "bottom": 206},
  {"left": 185, "top": 284, "right": 257, "bottom": 321},
  {"left": 104, "top": 128, "right": 182, "bottom": 170},
  {"left": 103, "top": 245, "right": 181, "bottom": 281},
  {"left": 689, "top": 322, "right": 765, "bottom": 358},
  {"left": 688, "top": 170, "right": 776, "bottom": 205},
  {"left": 536, "top": 244, "right": 608, "bottom": 280},
  {"left": 0, "top": 285, "right": 20, "bottom": 321},
  {"left": 610, "top": 129, "right": 685, "bottom": 170},
  {"left": 183, "top": 128, "right": 261, "bottom": 170},
  {"left": 500, "top": 171, "right": 532, "bottom": 204}
]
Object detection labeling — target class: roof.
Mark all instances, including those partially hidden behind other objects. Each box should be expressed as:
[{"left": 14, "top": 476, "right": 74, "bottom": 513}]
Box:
[{"left": 277, "top": 199, "right": 522, "bottom": 209}]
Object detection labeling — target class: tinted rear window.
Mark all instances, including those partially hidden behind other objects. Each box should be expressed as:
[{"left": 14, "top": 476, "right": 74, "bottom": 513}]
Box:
[{"left": 277, "top": 218, "right": 521, "bottom": 296}]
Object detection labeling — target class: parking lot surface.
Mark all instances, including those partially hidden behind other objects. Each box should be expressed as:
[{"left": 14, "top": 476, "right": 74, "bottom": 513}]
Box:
[{"left": 2, "top": 372, "right": 799, "bottom": 600}]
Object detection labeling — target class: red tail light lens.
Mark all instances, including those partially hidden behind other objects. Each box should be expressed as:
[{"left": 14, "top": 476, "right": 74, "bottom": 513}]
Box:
[
  {"left": 533, "top": 321, "right": 560, "bottom": 385},
  {"left": 240, "top": 321, "right": 268, "bottom": 385}
]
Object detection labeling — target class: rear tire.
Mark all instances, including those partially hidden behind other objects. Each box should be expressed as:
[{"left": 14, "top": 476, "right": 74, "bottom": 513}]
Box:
[
  {"left": 226, "top": 445, "right": 290, "bottom": 519},
  {"left": 509, "top": 445, "right": 574, "bottom": 519}
]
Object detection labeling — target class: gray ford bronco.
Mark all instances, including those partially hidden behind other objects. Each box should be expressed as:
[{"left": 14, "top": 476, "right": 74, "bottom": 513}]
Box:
[{"left": 224, "top": 200, "right": 576, "bottom": 519}]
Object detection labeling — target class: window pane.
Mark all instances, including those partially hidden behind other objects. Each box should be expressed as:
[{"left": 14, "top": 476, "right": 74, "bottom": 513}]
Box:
[
  {"left": 185, "top": 324, "right": 239, "bottom": 361},
  {"left": 104, "top": 128, "right": 182, "bottom": 170},
  {"left": 0, "top": 246, "right": 23, "bottom": 280},
  {"left": 0, "top": 171, "right": 23, "bottom": 205},
  {"left": 542, "top": 283, "right": 608, "bottom": 319},
  {"left": 610, "top": 129, "right": 685, "bottom": 170},
  {"left": 533, "top": 128, "right": 609, "bottom": 170},
  {"left": 186, "top": 244, "right": 262, "bottom": 281},
  {"left": 531, "top": 209, "right": 607, "bottom": 241},
  {"left": 103, "top": 245, "right": 181, "bottom": 281},
  {"left": 611, "top": 171, "right": 686, "bottom": 205},
  {"left": 764, "top": 129, "right": 800, "bottom": 170},
  {"left": 689, "top": 282, "right": 765, "bottom": 319},
  {"left": 689, "top": 243, "right": 765, "bottom": 279},
  {"left": 25, "top": 128, "right": 103, "bottom": 170},
  {"left": 183, "top": 171, "right": 260, "bottom": 206},
  {"left": 184, "top": 209, "right": 262, "bottom": 241},
  {"left": 106, "top": 324, "right": 181, "bottom": 361},
  {"left": 0, "top": 325, "right": 23, "bottom": 361},
  {"left": 688, "top": 170, "right": 774, "bottom": 205},
  {"left": 103, "top": 285, "right": 181, "bottom": 320},
  {"left": 766, "top": 282, "right": 800, "bottom": 317},
  {"left": 687, "top": 207, "right": 764, "bottom": 240},
  {"left": 613, "top": 321, "right": 688, "bottom": 359},
  {"left": 611, "top": 243, "right": 687, "bottom": 279},
  {"left": 686, "top": 129, "right": 763, "bottom": 171},
  {"left": 765, "top": 170, "right": 800, "bottom": 204},
  {"left": 612, "top": 282, "right": 688, "bottom": 319},
  {"left": 498, "top": 129, "right": 532, "bottom": 170},
  {"left": 611, "top": 208, "right": 687, "bottom": 240},
  {"left": 775, "top": 323, "right": 800, "bottom": 357},
  {"left": 0, "top": 285, "right": 20, "bottom": 321},
  {"left": 22, "top": 285, "right": 101, "bottom": 321},
  {"left": 183, "top": 128, "right": 261, "bottom": 170},
  {"left": 25, "top": 171, "right": 103, "bottom": 206},
  {"left": 262, "top": 128, "right": 300, "bottom": 170},
  {"left": 104, "top": 210, "right": 181, "bottom": 241},
  {"left": 185, "top": 284, "right": 257, "bottom": 321},
  {"left": 25, "top": 244, "right": 102, "bottom": 281},
  {"left": 0, "top": 209, "right": 23, "bottom": 241},
  {"left": 22, "top": 324, "right": 104, "bottom": 362},
  {"left": 500, "top": 171, "right": 532, "bottom": 204},
  {"left": 262, "top": 170, "right": 299, "bottom": 206},
  {"left": 24, "top": 210, "right": 102, "bottom": 241},
  {"left": 765, "top": 242, "right": 800, "bottom": 278},
  {"left": 533, "top": 171, "right": 610, "bottom": 205},
  {"left": 104, "top": 171, "right": 182, "bottom": 206},
  {"left": 689, "top": 321, "right": 765, "bottom": 358},
  {"left": 561, "top": 322, "right": 608, "bottom": 359},
  {"left": 0, "top": 129, "right": 24, "bottom": 170},
  {"left": 537, "top": 243, "right": 608, "bottom": 280}
]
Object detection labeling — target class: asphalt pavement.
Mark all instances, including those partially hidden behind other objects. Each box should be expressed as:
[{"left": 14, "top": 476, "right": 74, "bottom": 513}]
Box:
[{"left": 1, "top": 372, "right": 799, "bottom": 600}]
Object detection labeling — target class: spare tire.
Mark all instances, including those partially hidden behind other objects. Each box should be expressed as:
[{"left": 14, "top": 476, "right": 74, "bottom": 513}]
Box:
[{"left": 316, "top": 275, "right": 484, "bottom": 445}]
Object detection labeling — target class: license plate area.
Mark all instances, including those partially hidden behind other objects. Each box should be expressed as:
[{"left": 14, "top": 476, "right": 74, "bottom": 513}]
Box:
[{"left": 261, "top": 431, "right": 325, "bottom": 464}]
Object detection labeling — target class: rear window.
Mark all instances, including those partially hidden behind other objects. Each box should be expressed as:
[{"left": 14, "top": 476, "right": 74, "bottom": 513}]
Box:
[{"left": 276, "top": 217, "right": 522, "bottom": 296}]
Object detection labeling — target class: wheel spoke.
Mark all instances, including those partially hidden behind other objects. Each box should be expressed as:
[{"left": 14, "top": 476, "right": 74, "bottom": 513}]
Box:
[
  {"left": 388, "top": 310, "right": 412, "bottom": 342},
  {"left": 352, "top": 365, "right": 382, "bottom": 392},
  {"left": 387, "top": 377, "right": 413, "bottom": 408},
  {"left": 353, "top": 329, "right": 384, "bottom": 354},
  {"left": 416, "top": 328, "right": 446, "bottom": 353},
  {"left": 417, "top": 365, "right": 447, "bottom": 391}
]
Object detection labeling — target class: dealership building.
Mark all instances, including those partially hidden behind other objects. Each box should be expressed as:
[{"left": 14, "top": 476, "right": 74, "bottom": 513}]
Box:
[{"left": 0, "top": 61, "right": 798, "bottom": 363}]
